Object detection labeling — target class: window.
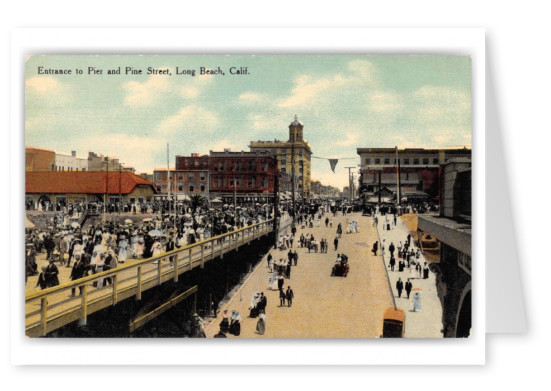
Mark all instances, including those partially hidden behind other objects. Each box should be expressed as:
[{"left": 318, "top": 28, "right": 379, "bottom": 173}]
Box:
[
  {"left": 384, "top": 157, "right": 390, "bottom": 164},
  {"left": 262, "top": 177, "right": 268, "bottom": 188},
  {"left": 178, "top": 174, "right": 183, "bottom": 180},
  {"left": 200, "top": 185, "right": 205, "bottom": 192},
  {"left": 156, "top": 172, "right": 162, "bottom": 180},
  {"left": 188, "top": 172, "right": 195, "bottom": 178},
  {"left": 433, "top": 158, "right": 439, "bottom": 164},
  {"left": 156, "top": 184, "right": 161, "bottom": 191},
  {"left": 403, "top": 158, "right": 410, "bottom": 165},
  {"left": 413, "top": 158, "right": 420, "bottom": 165},
  {"left": 423, "top": 158, "right": 429, "bottom": 165},
  {"left": 178, "top": 185, "right": 183, "bottom": 191},
  {"left": 189, "top": 185, "right": 194, "bottom": 192},
  {"left": 375, "top": 158, "right": 381, "bottom": 164},
  {"left": 200, "top": 173, "right": 206, "bottom": 180}
]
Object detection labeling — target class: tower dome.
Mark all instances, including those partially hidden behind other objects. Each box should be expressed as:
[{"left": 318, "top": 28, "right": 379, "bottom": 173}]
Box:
[{"left": 289, "top": 115, "right": 304, "bottom": 142}]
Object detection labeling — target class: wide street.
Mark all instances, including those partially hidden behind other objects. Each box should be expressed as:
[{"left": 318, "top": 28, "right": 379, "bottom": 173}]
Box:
[{"left": 205, "top": 212, "right": 394, "bottom": 338}]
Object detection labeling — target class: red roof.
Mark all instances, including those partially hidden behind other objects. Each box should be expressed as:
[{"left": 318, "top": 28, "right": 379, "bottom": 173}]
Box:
[{"left": 25, "top": 171, "right": 157, "bottom": 195}]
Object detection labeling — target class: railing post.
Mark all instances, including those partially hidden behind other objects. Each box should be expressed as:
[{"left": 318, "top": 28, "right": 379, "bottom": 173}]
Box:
[
  {"left": 157, "top": 257, "right": 162, "bottom": 286},
  {"left": 211, "top": 237, "right": 215, "bottom": 260},
  {"left": 81, "top": 284, "right": 88, "bottom": 326},
  {"left": 40, "top": 297, "right": 48, "bottom": 336},
  {"left": 173, "top": 253, "right": 179, "bottom": 282},
  {"left": 188, "top": 248, "right": 193, "bottom": 270},
  {"left": 136, "top": 266, "right": 142, "bottom": 300},
  {"left": 201, "top": 243, "right": 205, "bottom": 268},
  {"left": 112, "top": 274, "right": 118, "bottom": 305}
]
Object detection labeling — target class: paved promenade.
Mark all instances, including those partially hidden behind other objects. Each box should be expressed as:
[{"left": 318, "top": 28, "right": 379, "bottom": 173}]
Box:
[
  {"left": 375, "top": 213, "right": 443, "bottom": 338},
  {"left": 205, "top": 212, "right": 394, "bottom": 338}
]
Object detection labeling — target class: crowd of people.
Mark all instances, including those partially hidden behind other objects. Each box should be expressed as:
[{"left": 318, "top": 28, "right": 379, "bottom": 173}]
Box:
[{"left": 25, "top": 199, "right": 278, "bottom": 291}]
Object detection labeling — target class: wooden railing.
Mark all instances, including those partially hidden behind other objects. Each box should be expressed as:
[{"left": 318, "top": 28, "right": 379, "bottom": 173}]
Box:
[{"left": 25, "top": 219, "right": 279, "bottom": 337}]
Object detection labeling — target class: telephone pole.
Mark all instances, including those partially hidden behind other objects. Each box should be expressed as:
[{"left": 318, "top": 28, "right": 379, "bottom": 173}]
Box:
[{"left": 345, "top": 166, "right": 355, "bottom": 202}]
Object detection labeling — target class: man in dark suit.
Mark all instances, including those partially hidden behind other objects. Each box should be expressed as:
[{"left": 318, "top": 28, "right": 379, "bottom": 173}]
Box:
[
  {"left": 389, "top": 242, "right": 395, "bottom": 257},
  {"left": 259, "top": 292, "right": 267, "bottom": 314},
  {"left": 405, "top": 279, "right": 413, "bottom": 299},
  {"left": 396, "top": 278, "right": 404, "bottom": 298},
  {"left": 286, "top": 286, "right": 294, "bottom": 307}
]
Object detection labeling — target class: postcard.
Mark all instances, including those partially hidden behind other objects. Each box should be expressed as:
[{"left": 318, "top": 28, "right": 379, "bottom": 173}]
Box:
[{"left": 23, "top": 54, "right": 473, "bottom": 341}]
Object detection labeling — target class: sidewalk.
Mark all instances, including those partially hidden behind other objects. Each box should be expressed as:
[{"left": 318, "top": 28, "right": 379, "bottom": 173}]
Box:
[{"left": 375, "top": 213, "right": 443, "bottom": 338}]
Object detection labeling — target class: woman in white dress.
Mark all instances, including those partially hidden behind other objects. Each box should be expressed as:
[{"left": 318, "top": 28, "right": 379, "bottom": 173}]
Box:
[{"left": 118, "top": 237, "right": 129, "bottom": 263}]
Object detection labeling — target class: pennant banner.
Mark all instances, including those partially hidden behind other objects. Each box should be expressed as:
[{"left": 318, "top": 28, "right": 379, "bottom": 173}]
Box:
[{"left": 329, "top": 159, "right": 339, "bottom": 173}]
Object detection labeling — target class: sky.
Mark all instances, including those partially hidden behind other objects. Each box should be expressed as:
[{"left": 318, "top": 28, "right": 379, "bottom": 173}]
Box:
[{"left": 25, "top": 55, "right": 472, "bottom": 189}]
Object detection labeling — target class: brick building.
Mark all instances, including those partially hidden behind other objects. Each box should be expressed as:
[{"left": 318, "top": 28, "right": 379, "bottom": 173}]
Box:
[
  {"left": 208, "top": 149, "right": 277, "bottom": 203},
  {"left": 357, "top": 147, "right": 472, "bottom": 201}
]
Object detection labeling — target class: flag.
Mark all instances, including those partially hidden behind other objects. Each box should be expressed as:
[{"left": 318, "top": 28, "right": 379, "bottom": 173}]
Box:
[{"left": 329, "top": 159, "right": 339, "bottom": 173}]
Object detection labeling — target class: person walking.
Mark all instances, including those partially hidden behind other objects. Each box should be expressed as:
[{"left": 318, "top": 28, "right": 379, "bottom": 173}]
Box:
[
  {"left": 405, "top": 279, "right": 413, "bottom": 299},
  {"left": 279, "top": 288, "right": 286, "bottom": 307},
  {"left": 293, "top": 250, "right": 298, "bottom": 266},
  {"left": 389, "top": 256, "right": 396, "bottom": 271},
  {"left": 396, "top": 278, "right": 404, "bottom": 298},
  {"left": 334, "top": 236, "right": 339, "bottom": 251},
  {"left": 371, "top": 241, "right": 378, "bottom": 256},
  {"left": 286, "top": 286, "right": 294, "bottom": 307},
  {"left": 389, "top": 242, "right": 395, "bottom": 257}
]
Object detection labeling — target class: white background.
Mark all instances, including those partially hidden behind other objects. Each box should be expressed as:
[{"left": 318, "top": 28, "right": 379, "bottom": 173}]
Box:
[{"left": 2, "top": 0, "right": 548, "bottom": 389}]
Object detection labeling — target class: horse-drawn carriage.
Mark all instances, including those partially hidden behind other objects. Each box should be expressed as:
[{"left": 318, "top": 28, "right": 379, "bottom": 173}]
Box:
[{"left": 331, "top": 254, "right": 350, "bottom": 277}]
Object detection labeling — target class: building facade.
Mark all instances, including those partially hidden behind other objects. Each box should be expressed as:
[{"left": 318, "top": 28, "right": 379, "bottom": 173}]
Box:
[
  {"left": 152, "top": 168, "right": 209, "bottom": 197},
  {"left": 54, "top": 150, "right": 88, "bottom": 171},
  {"left": 25, "top": 147, "right": 56, "bottom": 172},
  {"left": 417, "top": 159, "right": 472, "bottom": 338},
  {"left": 25, "top": 171, "right": 157, "bottom": 206},
  {"left": 87, "top": 151, "right": 123, "bottom": 172},
  {"left": 208, "top": 149, "right": 277, "bottom": 203},
  {"left": 357, "top": 147, "right": 472, "bottom": 201},
  {"left": 249, "top": 116, "right": 312, "bottom": 198}
]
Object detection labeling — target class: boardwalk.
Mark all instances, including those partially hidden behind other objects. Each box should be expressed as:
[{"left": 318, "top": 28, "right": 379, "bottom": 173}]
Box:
[
  {"left": 205, "top": 212, "right": 394, "bottom": 338},
  {"left": 25, "top": 220, "right": 275, "bottom": 337}
]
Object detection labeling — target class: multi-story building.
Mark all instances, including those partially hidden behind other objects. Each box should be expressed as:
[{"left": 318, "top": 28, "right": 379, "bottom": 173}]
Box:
[
  {"left": 208, "top": 149, "right": 277, "bottom": 203},
  {"left": 152, "top": 167, "right": 209, "bottom": 198},
  {"left": 54, "top": 150, "right": 88, "bottom": 171},
  {"left": 249, "top": 116, "right": 313, "bottom": 198},
  {"left": 25, "top": 147, "right": 56, "bottom": 171},
  {"left": 417, "top": 158, "right": 472, "bottom": 338},
  {"left": 357, "top": 147, "right": 471, "bottom": 201},
  {"left": 87, "top": 151, "right": 123, "bottom": 172}
]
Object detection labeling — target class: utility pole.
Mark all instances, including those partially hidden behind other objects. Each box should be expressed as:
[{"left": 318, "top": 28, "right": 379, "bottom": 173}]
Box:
[{"left": 345, "top": 166, "right": 355, "bottom": 202}]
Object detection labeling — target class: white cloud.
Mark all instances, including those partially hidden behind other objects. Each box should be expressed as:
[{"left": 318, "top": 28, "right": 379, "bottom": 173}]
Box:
[
  {"left": 277, "top": 74, "right": 348, "bottom": 108},
  {"left": 123, "top": 75, "right": 170, "bottom": 107},
  {"left": 369, "top": 92, "right": 402, "bottom": 112},
  {"left": 336, "top": 132, "right": 360, "bottom": 146},
  {"left": 238, "top": 91, "right": 269, "bottom": 105},
  {"left": 156, "top": 105, "right": 220, "bottom": 134},
  {"left": 26, "top": 76, "right": 62, "bottom": 94},
  {"left": 180, "top": 75, "right": 214, "bottom": 99}
]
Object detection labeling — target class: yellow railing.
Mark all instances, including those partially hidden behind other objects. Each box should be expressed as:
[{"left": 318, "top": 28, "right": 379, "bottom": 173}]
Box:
[{"left": 25, "top": 219, "right": 277, "bottom": 337}]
